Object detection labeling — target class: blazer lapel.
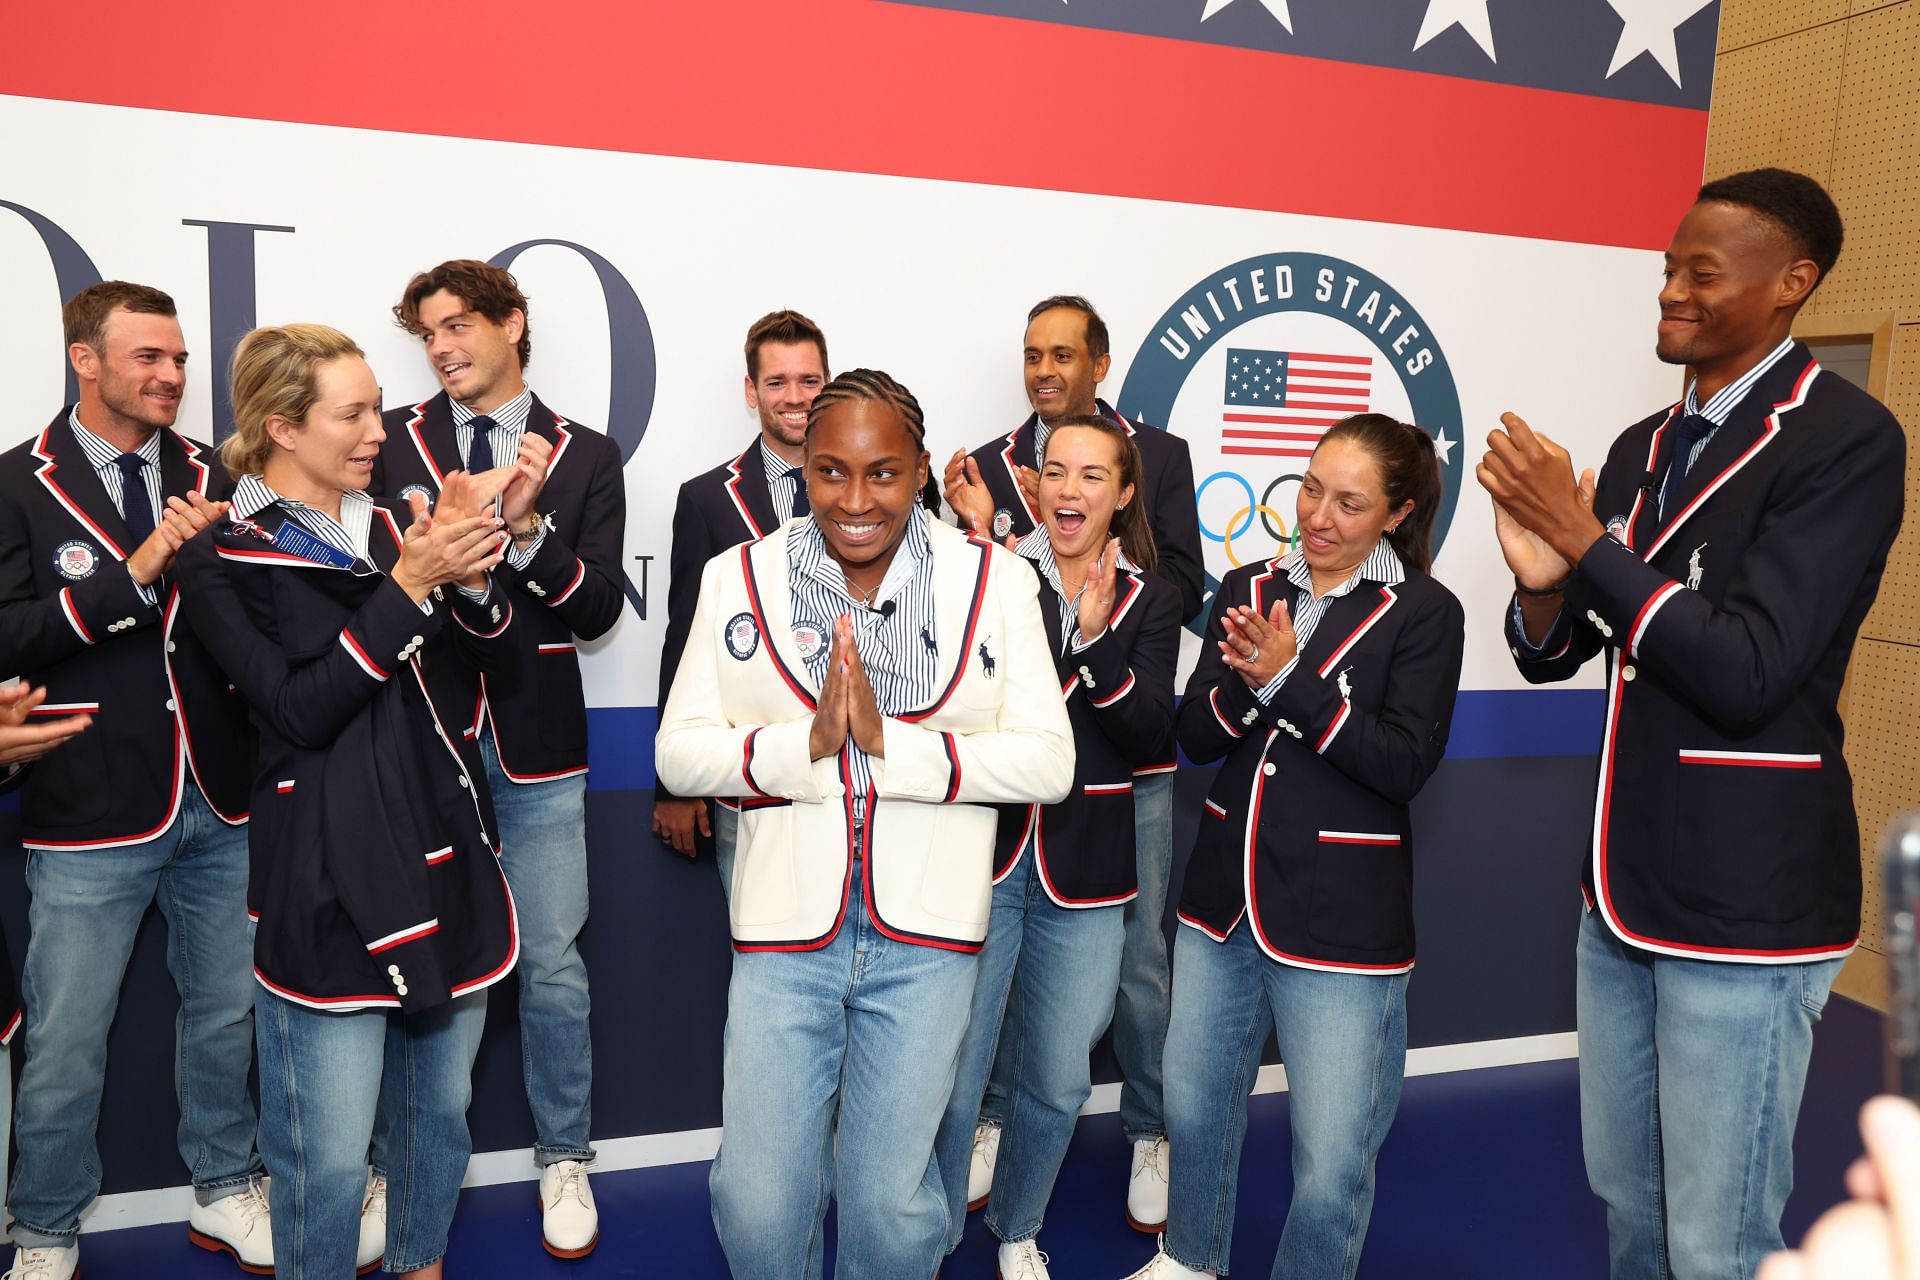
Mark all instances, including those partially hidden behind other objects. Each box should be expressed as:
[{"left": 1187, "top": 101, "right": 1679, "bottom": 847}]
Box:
[
  {"left": 32, "top": 412, "right": 140, "bottom": 561},
  {"left": 733, "top": 444, "right": 781, "bottom": 540},
  {"left": 1643, "top": 345, "right": 1811, "bottom": 561},
  {"left": 746, "top": 530, "right": 818, "bottom": 707},
  {"left": 400, "top": 392, "right": 464, "bottom": 488},
  {"left": 1295, "top": 583, "right": 1396, "bottom": 681},
  {"left": 157, "top": 429, "right": 212, "bottom": 502}
]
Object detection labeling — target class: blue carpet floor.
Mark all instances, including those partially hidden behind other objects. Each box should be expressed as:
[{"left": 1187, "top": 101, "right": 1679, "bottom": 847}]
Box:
[{"left": 67, "top": 997, "right": 1882, "bottom": 1278}]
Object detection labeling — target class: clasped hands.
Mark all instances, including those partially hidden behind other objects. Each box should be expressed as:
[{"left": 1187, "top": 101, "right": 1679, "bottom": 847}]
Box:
[
  {"left": 809, "top": 613, "right": 886, "bottom": 761},
  {"left": 1220, "top": 600, "right": 1297, "bottom": 690}
]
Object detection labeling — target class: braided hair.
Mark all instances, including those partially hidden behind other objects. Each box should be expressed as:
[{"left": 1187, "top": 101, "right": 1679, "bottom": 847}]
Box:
[{"left": 806, "top": 368, "right": 941, "bottom": 514}]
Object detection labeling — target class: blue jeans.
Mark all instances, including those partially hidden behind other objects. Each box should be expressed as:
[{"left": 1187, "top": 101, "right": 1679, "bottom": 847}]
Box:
[
  {"left": 981, "top": 772, "right": 1173, "bottom": 1142},
  {"left": 935, "top": 854, "right": 1126, "bottom": 1252},
  {"left": 714, "top": 800, "right": 738, "bottom": 908},
  {"left": 482, "top": 733, "right": 595, "bottom": 1165},
  {"left": 1576, "top": 908, "right": 1843, "bottom": 1280},
  {"left": 8, "top": 785, "right": 260, "bottom": 1248},
  {"left": 257, "top": 985, "right": 487, "bottom": 1276},
  {"left": 710, "top": 892, "right": 979, "bottom": 1280},
  {"left": 1162, "top": 924, "right": 1407, "bottom": 1279}
]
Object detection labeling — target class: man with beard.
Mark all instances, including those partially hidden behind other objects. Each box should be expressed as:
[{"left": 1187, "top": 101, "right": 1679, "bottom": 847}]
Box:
[
  {"left": 0, "top": 282, "right": 265, "bottom": 1279},
  {"left": 379, "top": 258, "right": 628, "bottom": 1261},
  {"left": 654, "top": 310, "right": 829, "bottom": 892}
]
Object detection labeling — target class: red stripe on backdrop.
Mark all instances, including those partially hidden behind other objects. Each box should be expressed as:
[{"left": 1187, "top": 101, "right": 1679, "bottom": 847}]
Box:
[{"left": 0, "top": 1, "right": 1706, "bottom": 250}]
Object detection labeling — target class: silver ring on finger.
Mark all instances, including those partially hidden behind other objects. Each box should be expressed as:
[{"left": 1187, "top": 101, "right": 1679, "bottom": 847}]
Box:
[{"left": 1249, "top": 646, "right": 1260, "bottom": 661}]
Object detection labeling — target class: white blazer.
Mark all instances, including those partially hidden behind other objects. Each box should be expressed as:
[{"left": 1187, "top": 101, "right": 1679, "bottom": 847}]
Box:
[{"left": 656, "top": 516, "right": 1074, "bottom": 952}]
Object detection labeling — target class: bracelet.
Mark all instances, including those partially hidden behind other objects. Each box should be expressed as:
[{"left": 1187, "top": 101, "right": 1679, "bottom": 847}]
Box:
[
  {"left": 510, "top": 526, "right": 543, "bottom": 543},
  {"left": 1514, "top": 577, "right": 1569, "bottom": 597}
]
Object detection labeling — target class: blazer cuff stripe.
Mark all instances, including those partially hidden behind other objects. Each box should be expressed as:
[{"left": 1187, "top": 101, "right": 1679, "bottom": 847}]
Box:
[
  {"left": 941, "top": 732, "right": 962, "bottom": 804},
  {"left": 547, "top": 559, "right": 587, "bottom": 606},
  {"left": 59, "top": 588, "right": 94, "bottom": 644},
  {"left": 1629, "top": 581, "right": 1684, "bottom": 659},
  {"left": 338, "top": 629, "right": 391, "bottom": 681},
  {"left": 1089, "top": 670, "right": 1137, "bottom": 708},
  {"left": 742, "top": 728, "right": 774, "bottom": 798},
  {"left": 1208, "top": 685, "right": 1244, "bottom": 738}
]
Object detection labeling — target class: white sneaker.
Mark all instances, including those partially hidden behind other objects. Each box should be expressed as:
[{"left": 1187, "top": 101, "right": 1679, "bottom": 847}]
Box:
[
  {"left": 187, "top": 1176, "right": 274, "bottom": 1274},
  {"left": 1120, "top": 1238, "right": 1214, "bottom": 1279},
  {"left": 968, "top": 1122, "right": 1001, "bottom": 1211},
  {"left": 4, "top": 1245, "right": 78, "bottom": 1280},
  {"left": 1126, "top": 1136, "right": 1169, "bottom": 1233},
  {"left": 357, "top": 1171, "right": 387, "bottom": 1275},
  {"left": 996, "top": 1237, "right": 1051, "bottom": 1280},
  {"left": 539, "top": 1159, "right": 600, "bottom": 1258}
]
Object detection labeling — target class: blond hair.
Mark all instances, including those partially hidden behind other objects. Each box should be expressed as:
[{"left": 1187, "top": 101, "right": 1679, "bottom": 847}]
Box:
[{"left": 221, "top": 324, "right": 366, "bottom": 480}]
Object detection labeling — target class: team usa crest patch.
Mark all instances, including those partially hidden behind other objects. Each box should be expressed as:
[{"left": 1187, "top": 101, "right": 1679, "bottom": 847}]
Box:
[
  {"left": 397, "top": 483, "right": 434, "bottom": 510},
  {"left": 54, "top": 540, "right": 97, "bottom": 580},
  {"left": 725, "top": 612, "right": 760, "bottom": 661},
  {"left": 791, "top": 621, "right": 825, "bottom": 660},
  {"left": 992, "top": 508, "right": 1014, "bottom": 539}
]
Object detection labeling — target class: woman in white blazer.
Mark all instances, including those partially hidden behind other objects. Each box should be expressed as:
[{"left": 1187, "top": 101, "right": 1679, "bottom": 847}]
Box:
[{"left": 656, "top": 369, "right": 1073, "bottom": 1280}]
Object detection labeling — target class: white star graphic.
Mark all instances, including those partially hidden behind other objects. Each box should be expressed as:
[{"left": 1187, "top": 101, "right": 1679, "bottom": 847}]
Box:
[
  {"left": 1431, "top": 428, "right": 1456, "bottom": 465},
  {"left": 1603, "top": 0, "right": 1713, "bottom": 87},
  {"left": 1412, "top": 0, "right": 1496, "bottom": 62},
  {"left": 1201, "top": 0, "right": 1293, "bottom": 33}
]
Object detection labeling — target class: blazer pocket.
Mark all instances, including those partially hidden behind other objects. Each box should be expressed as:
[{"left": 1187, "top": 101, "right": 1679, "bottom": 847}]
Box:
[
  {"left": 732, "top": 805, "right": 801, "bottom": 928},
  {"left": 1671, "top": 749, "right": 1828, "bottom": 923},
  {"left": 1306, "top": 830, "right": 1410, "bottom": 952},
  {"left": 915, "top": 804, "right": 998, "bottom": 929}
]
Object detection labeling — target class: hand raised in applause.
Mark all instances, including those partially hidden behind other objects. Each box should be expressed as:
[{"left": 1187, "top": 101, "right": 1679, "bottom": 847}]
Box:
[
  {"left": 127, "top": 492, "right": 230, "bottom": 586},
  {"left": 1076, "top": 537, "right": 1122, "bottom": 643},
  {"left": 1220, "top": 600, "right": 1296, "bottom": 690},
  {"left": 390, "top": 488, "right": 505, "bottom": 602}
]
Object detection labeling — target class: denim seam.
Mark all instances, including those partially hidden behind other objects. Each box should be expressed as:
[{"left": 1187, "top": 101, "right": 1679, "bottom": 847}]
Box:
[{"left": 1733, "top": 969, "right": 1789, "bottom": 1278}]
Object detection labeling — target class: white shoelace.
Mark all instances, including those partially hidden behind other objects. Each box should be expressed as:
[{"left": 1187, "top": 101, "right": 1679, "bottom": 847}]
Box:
[
  {"left": 547, "top": 1164, "right": 588, "bottom": 1208},
  {"left": 972, "top": 1125, "right": 998, "bottom": 1158},
  {"left": 364, "top": 1175, "right": 388, "bottom": 1217},
  {"left": 4, "top": 1249, "right": 68, "bottom": 1280},
  {"left": 233, "top": 1179, "right": 272, "bottom": 1225},
  {"left": 1006, "top": 1240, "right": 1049, "bottom": 1279},
  {"left": 1136, "top": 1138, "right": 1168, "bottom": 1183}
]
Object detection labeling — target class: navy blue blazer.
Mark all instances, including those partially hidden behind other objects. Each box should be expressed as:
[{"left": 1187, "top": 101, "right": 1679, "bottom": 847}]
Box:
[
  {"left": 656, "top": 442, "right": 780, "bottom": 805},
  {"left": 1508, "top": 344, "right": 1905, "bottom": 961},
  {"left": 1177, "top": 558, "right": 1464, "bottom": 972},
  {"left": 175, "top": 500, "right": 520, "bottom": 1013},
  {"left": 0, "top": 410, "right": 252, "bottom": 849},
  {"left": 373, "top": 390, "right": 626, "bottom": 782},
  {"left": 992, "top": 554, "right": 1181, "bottom": 906}
]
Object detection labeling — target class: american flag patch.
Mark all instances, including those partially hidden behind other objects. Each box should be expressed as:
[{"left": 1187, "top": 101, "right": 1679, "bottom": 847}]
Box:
[{"left": 1222, "top": 348, "right": 1372, "bottom": 459}]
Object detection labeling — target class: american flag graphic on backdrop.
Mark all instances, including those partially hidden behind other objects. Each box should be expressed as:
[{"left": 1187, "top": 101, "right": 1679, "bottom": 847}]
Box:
[{"left": 1221, "top": 347, "right": 1372, "bottom": 458}]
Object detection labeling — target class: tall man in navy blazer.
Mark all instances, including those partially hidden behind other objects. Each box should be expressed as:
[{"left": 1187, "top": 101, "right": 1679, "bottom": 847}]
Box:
[
  {"left": 0, "top": 283, "right": 268, "bottom": 1279},
  {"left": 379, "top": 260, "right": 628, "bottom": 1260},
  {"left": 944, "top": 295, "right": 1203, "bottom": 1230},
  {"left": 653, "top": 310, "right": 829, "bottom": 886},
  {"left": 1479, "top": 169, "right": 1907, "bottom": 1278}
]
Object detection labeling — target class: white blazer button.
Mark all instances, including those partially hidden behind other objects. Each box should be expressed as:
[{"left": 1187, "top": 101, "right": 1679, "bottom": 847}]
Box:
[
  {"left": 166, "top": 641, "right": 176, "bottom": 653},
  {"left": 1262, "top": 762, "right": 1276, "bottom": 776},
  {"left": 411, "top": 635, "right": 424, "bottom": 645},
  {"left": 458, "top": 776, "right": 470, "bottom": 788},
  {"left": 1622, "top": 665, "right": 1637, "bottom": 681},
  {"left": 388, "top": 965, "right": 401, "bottom": 976},
  {"left": 165, "top": 699, "right": 176, "bottom": 712},
  {"left": 396, "top": 985, "right": 408, "bottom": 997}
]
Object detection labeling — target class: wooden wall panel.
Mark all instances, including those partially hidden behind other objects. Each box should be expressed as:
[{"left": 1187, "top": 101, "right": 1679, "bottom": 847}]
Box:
[
  {"left": 1718, "top": 0, "right": 1850, "bottom": 51},
  {"left": 1703, "top": 22, "right": 1846, "bottom": 182}
]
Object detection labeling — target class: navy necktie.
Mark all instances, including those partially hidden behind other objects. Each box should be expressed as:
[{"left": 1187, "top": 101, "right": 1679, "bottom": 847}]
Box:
[
  {"left": 1658, "top": 413, "right": 1716, "bottom": 520},
  {"left": 785, "top": 466, "right": 810, "bottom": 518},
  {"left": 467, "top": 415, "right": 497, "bottom": 473},
  {"left": 114, "top": 452, "right": 155, "bottom": 548}
]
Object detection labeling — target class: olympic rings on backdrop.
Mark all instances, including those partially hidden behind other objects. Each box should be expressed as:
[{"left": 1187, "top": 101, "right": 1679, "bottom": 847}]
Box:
[
  {"left": 1260, "top": 473, "right": 1305, "bottom": 541},
  {"left": 1221, "top": 505, "right": 1292, "bottom": 569},
  {"left": 1194, "top": 471, "right": 1257, "bottom": 543}
]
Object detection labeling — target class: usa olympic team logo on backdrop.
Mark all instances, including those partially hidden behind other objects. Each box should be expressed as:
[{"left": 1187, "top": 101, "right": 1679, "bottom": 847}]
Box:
[{"left": 1118, "top": 253, "right": 1463, "bottom": 630}]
